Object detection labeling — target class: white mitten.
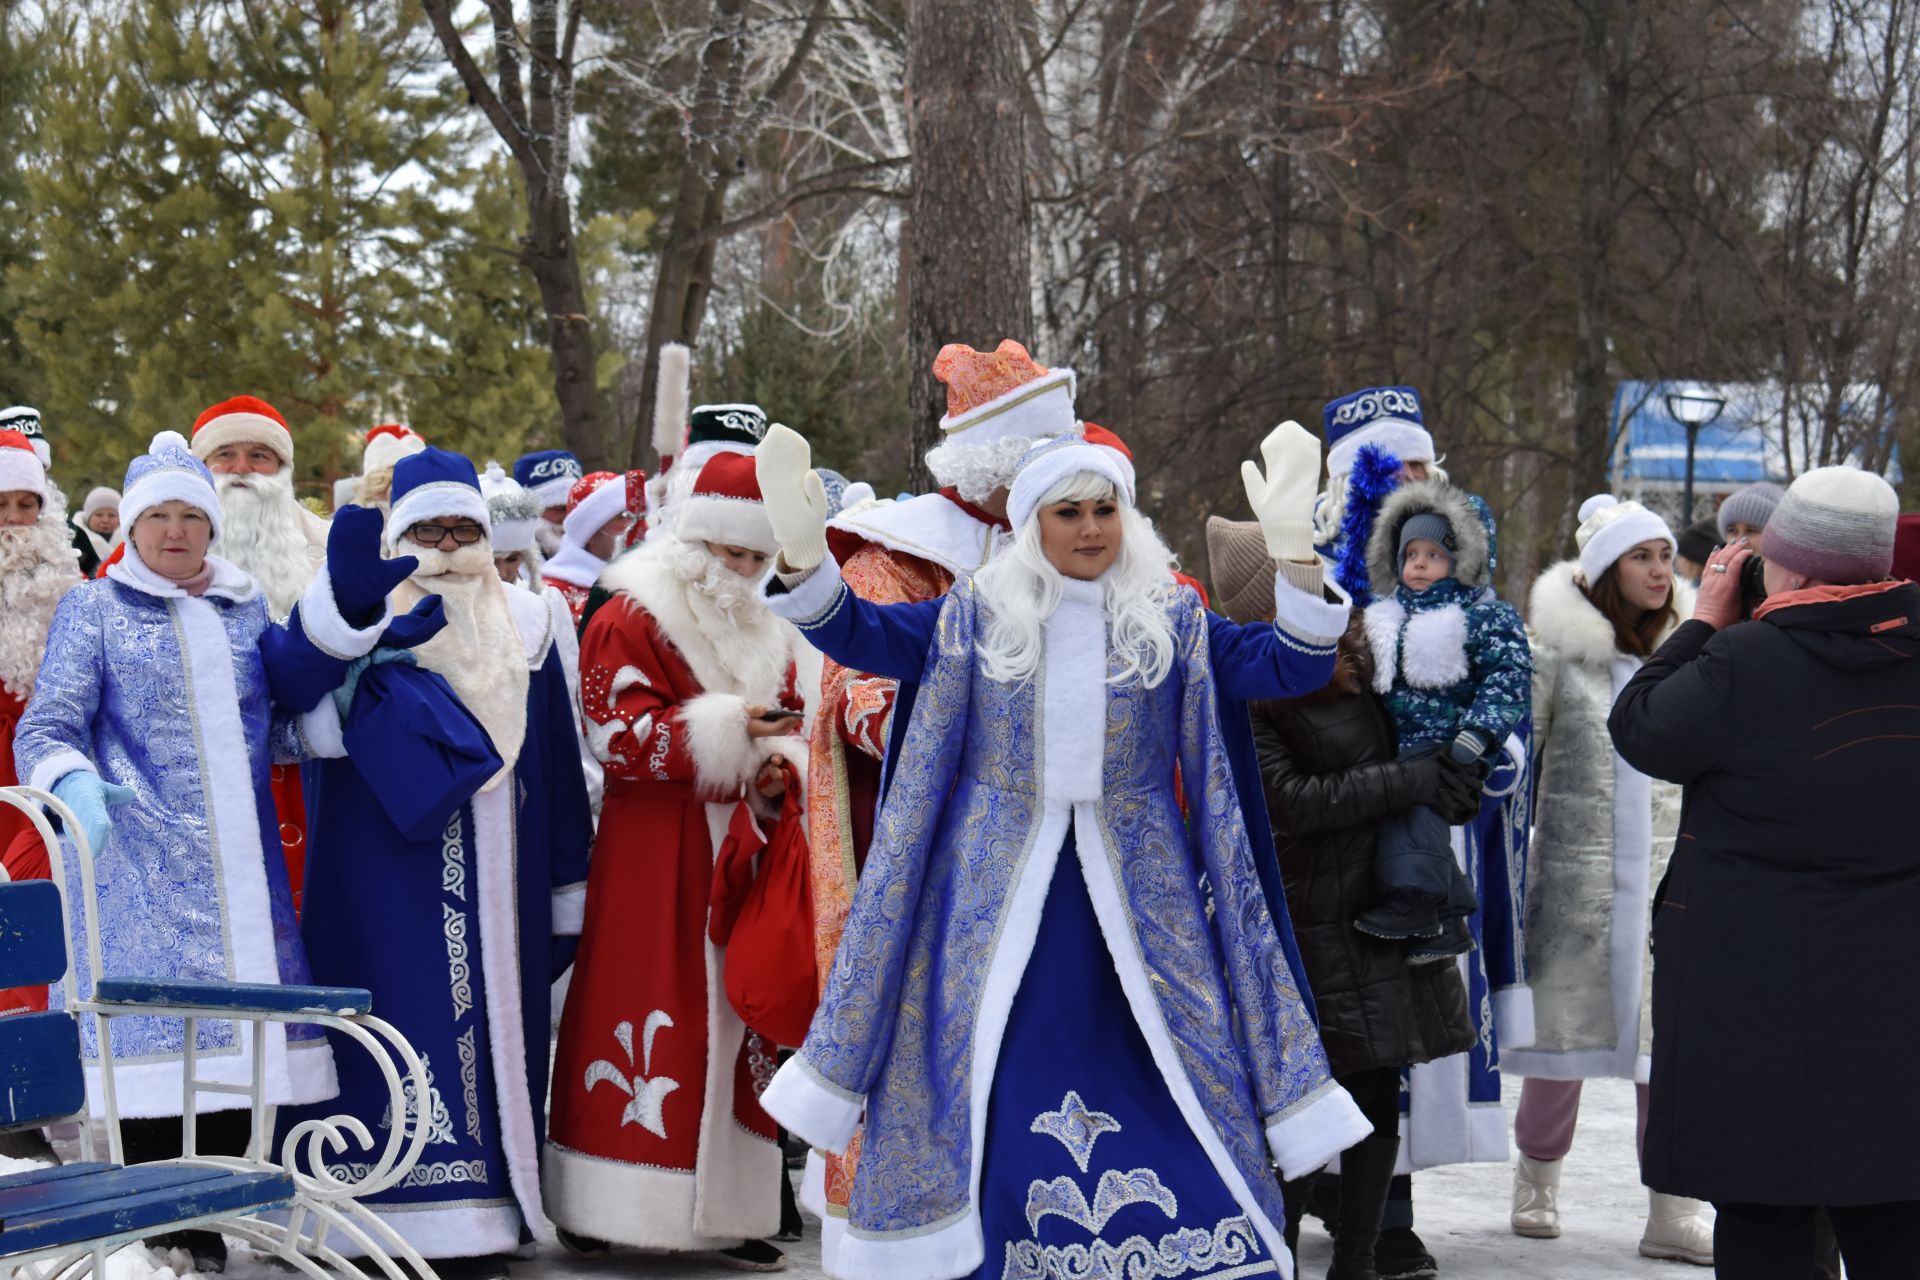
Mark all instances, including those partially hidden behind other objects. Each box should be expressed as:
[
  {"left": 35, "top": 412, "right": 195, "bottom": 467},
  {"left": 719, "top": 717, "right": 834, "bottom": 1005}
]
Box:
[
  {"left": 1239, "top": 420, "right": 1323, "bottom": 563},
  {"left": 754, "top": 424, "right": 829, "bottom": 573}
]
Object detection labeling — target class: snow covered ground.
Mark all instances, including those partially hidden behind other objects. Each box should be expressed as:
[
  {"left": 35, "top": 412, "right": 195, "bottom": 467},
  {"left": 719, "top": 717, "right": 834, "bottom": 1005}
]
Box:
[{"left": 5, "top": 1076, "right": 1705, "bottom": 1280}]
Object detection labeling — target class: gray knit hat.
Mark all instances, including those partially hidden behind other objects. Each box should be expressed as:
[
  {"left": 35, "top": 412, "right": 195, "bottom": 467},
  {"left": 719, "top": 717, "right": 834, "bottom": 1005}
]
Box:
[
  {"left": 1716, "top": 482, "right": 1784, "bottom": 539},
  {"left": 1398, "top": 511, "right": 1455, "bottom": 569},
  {"left": 1205, "top": 517, "right": 1276, "bottom": 625},
  {"left": 1760, "top": 467, "right": 1899, "bottom": 585}
]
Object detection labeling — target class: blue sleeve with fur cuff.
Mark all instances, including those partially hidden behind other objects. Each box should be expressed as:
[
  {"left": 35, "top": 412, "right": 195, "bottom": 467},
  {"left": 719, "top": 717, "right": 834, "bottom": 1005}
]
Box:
[{"left": 765, "top": 554, "right": 943, "bottom": 681}]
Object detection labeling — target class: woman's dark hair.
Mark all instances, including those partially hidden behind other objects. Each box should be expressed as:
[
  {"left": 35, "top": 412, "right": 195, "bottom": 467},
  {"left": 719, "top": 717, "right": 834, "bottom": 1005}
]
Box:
[{"left": 1585, "top": 557, "right": 1677, "bottom": 657}]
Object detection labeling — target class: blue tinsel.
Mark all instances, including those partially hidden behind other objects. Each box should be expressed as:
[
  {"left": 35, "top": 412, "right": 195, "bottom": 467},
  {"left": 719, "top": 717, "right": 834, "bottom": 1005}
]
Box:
[{"left": 1334, "top": 444, "right": 1404, "bottom": 606}]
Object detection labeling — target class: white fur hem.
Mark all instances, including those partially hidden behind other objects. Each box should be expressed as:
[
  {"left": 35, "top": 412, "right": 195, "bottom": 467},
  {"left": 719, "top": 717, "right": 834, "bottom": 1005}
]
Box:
[
  {"left": 691, "top": 929, "right": 782, "bottom": 1241},
  {"left": 1399, "top": 1049, "right": 1511, "bottom": 1172},
  {"left": 1264, "top": 1080, "right": 1372, "bottom": 1180},
  {"left": 29, "top": 749, "right": 95, "bottom": 795},
  {"left": 300, "top": 1199, "right": 522, "bottom": 1259},
  {"left": 761, "top": 1056, "right": 863, "bottom": 1154},
  {"left": 1270, "top": 570, "right": 1350, "bottom": 655},
  {"left": 299, "top": 566, "right": 395, "bottom": 661},
  {"left": 300, "top": 698, "right": 347, "bottom": 759},
  {"left": 837, "top": 1207, "right": 983, "bottom": 1280},
  {"left": 541, "top": 1144, "right": 739, "bottom": 1251},
  {"left": 765, "top": 553, "right": 846, "bottom": 630},
  {"left": 1492, "top": 985, "right": 1536, "bottom": 1053},
  {"left": 551, "top": 884, "right": 586, "bottom": 935}
]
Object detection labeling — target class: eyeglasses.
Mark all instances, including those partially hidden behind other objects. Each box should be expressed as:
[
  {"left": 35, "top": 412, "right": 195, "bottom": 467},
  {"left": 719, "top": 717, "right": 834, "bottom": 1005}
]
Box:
[{"left": 409, "top": 523, "right": 485, "bottom": 545}]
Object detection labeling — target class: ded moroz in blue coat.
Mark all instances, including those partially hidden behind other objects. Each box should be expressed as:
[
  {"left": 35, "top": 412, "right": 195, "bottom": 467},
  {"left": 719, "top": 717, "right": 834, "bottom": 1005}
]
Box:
[
  {"left": 264, "top": 565, "right": 592, "bottom": 1259},
  {"left": 758, "top": 553, "right": 1371, "bottom": 1280}
]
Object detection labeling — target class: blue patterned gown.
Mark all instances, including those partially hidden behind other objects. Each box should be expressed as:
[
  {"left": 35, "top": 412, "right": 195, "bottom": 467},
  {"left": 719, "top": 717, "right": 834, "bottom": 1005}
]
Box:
[
  {"left": 759, "top": 560, "right": 1370, "bottom": 1280},
  {"left": 12, "top": 553, "right": 336, "bottom": 1118}
]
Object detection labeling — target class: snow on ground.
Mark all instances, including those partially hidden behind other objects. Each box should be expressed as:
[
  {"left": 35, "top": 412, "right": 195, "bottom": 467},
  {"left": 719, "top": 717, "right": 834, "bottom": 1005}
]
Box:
[{"left": 7, "top": 1077, "right": 1701, "bottom": 1280}]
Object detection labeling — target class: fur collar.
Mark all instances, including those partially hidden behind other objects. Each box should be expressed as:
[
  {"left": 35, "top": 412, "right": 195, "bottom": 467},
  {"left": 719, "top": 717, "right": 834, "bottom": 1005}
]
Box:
[
  {"left": 1366, "top": 480, "right": 1492, "bottom": 599},
  {"left": 601, "top": 542, "right": 794, "bottom": 700},
  {"left": 1527, "top": 559, "right": 1696, "bottom": 668},
  {"left": 1363, "top": 597, "right": 1470, "bottom": 694},
  {"left": 827, "top": 491, "right": 1003, "bottom": 577}
]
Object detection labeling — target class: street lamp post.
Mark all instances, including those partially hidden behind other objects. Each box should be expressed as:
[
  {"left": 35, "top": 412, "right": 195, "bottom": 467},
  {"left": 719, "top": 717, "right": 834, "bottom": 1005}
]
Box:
[{"left": 1666, "top": 389, "right": 1727, "bottom": 524}]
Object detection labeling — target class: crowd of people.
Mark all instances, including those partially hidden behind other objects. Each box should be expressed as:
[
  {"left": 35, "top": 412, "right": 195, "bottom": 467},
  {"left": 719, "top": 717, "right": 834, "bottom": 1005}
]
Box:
[{"left": 0, "top": 337, "right": 1912, "bottom": 1280}]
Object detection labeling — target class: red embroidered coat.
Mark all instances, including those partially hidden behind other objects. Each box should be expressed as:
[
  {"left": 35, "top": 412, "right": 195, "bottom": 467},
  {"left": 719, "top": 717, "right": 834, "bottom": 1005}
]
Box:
[{"left": 543, "top": 544, "right": 804, "bottom": 1251}]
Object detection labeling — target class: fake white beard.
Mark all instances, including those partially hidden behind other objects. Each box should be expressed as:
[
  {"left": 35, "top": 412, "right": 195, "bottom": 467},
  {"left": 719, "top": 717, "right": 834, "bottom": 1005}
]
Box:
[
  {"left": 393, "top": 541, "right": 530, "bottom": 789},
  {"left": 0, "top": 512, "right": 83, "bottom": 699},
  {"left": 534, "top": 520, "right": 565, "bottom": 557},
  {"left": 662, "top": 537, "right": 788, "bottom": 691},
  {"left": 924, "top": 435, "right": 1042, "bottom": 504},
  {"left": 217, "top": 468, "right": 313, "bottom": 619}
]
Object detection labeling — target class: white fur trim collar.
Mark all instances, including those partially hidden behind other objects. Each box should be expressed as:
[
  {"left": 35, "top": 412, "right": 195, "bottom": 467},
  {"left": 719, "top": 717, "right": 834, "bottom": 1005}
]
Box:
[
  {"left": 108, "top": 548, "right": 258, "bottom": 603},
  {"left": 827, "top": 492, "right": 1004, "bottom": 577},
  {"left": 601, "top": 543, "right": 795, "bottom": 700},
  {"left": 1362, "top": 597, "right": 1469, "bottom": 693},
  {"left": 541, "top": 543, "right": 606, "bottom": 588},
  {"left": 1527, "top": 560, "right": 1695, "bottom": 668}
]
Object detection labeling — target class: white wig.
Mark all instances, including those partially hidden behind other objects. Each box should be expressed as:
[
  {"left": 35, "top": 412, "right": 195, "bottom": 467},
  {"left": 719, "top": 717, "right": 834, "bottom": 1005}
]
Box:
[{"left": 973, "top": 469, "right": 1177, "bottom": 690}]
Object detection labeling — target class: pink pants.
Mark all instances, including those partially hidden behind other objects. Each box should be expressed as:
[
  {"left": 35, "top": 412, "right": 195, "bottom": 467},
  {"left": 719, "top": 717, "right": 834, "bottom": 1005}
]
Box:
[{"left": 1514, "top": 1078, "right": 1650, "bottom": 1164}]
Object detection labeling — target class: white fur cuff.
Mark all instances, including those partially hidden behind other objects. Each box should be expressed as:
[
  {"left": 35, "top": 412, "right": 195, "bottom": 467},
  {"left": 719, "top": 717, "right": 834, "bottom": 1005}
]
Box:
[
  {"left": 765, "top": 553, "right": 846, "bottom": 632},
  {"left": 1266, "top": 1079, "right": 1374, "bottom": 1180},
  {"left": 680, "top": 692, "right": 790, "bottom": 797},
  {"left": 760, "top": 1056, "right": 862, "bottom": 1154},
  {"left": 299, "top": 567, "right": 395, "bottom": 662},
  {"left": 1493, "top": 986, "right": 1537, "bottom": 1053},
  {"left": 29, "top": 750, "right": 97, "bottom": 796},
  {"left": 299, "top": 698, "right": 347, "bottom": 759},
  {"left": 1271, "top": 570, "right": 1351, "bottom": 657}
]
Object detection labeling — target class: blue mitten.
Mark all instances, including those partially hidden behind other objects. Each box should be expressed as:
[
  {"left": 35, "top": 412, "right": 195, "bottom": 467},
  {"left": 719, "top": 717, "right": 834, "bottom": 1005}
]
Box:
[
  {"left": 328, "top": 505, "right": 418, "bottom": 627},
  {"left": 52, "top": 772, "right": 137, "bottom": 856}
]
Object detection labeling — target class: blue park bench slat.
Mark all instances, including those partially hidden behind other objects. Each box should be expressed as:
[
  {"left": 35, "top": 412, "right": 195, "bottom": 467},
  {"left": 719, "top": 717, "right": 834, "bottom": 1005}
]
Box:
[
  {"left": 92, "top": 977, "right": 373, "bottom": 1016},
  {"left": 0, "top": 1013, "right": 85, "bottom": 1127},
  {"left": 0, "top": 1164, "right": 113, "bottom": 1192},
  {"left": 0, "top": 881, "right": 67, "bottom": 989},
  {"left": 0, "top": 1163, "right": 235, "bottom": 1219},
  {"left": 0, "top": 1168, "right": 295, "bottom": 1254}
]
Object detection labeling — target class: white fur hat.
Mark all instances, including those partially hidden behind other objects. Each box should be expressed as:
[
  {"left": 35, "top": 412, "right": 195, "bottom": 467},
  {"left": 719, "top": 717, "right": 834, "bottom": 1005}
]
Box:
[
  {"left": 0, "top": 429, "right": 47, "bottom": 502},
  {"left": 1575, "top": 494, "right": 1675, "bottom": 586},
  {"left": 674, "top": 452, "right": 777, "bottom": 554},
  {"left": 122, "top": 431, "right": 223, "bottom": 544},
  {"left": 1006, "top": 436, "right": 1137, "bottom": 534}
]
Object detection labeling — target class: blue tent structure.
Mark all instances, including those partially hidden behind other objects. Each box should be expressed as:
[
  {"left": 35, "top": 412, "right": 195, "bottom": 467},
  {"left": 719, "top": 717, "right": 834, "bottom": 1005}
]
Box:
[{"left": 1608, "top": 380, "right": 1900, "bottom": 506}]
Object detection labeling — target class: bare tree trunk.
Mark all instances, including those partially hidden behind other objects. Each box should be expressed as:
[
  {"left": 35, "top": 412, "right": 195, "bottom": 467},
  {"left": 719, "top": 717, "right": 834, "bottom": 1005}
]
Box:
[
  {"left": 1567, "top": 0, "right": 1634, "bottom": 518},
  {"left": 904, "top": 0, "right": 1032, "bottom": 489}
]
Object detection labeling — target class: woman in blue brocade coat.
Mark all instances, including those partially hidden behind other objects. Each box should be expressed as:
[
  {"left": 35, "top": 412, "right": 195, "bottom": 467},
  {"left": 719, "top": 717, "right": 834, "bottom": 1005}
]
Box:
[
  {"left": 751, "top": 422, "right": 1372, "bottom": 1280},
  {"left": 13, "top": 433, "right": 338, "bottom": 1152}
]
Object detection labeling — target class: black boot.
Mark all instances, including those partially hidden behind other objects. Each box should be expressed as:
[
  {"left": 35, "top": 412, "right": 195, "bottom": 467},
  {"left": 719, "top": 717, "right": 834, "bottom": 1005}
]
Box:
[
  {"left": 1374, "top": 1227, "right": 1438, "bottom": 1280},
  {"left": 1407, "top": 917, "right": 1475, "bottom": 965},
  {"left": 1328, "top": 1249, "right": 1380, "bottom": 1280}
]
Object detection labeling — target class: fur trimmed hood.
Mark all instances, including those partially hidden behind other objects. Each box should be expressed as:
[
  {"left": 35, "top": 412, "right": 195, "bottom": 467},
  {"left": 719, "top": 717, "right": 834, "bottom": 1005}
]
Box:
[
  {"left": 1367, "top": 479, "right": 1493, "bottom": 598},
  {"left": 1527, "top": 559, "right": 1696, "bottom": 668}
]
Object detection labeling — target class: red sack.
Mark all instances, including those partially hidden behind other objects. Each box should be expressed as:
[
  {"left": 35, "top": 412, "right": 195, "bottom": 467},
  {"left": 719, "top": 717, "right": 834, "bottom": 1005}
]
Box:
[{"left": 708, "top": 761, "right": 817, "bottom": 1048}]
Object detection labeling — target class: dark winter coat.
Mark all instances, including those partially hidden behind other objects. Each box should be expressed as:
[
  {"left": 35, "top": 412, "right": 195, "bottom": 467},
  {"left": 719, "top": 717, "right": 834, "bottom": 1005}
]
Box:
[
  {"left": 1610, "top": 580, "right": 1920, "bottom": 1206},
  {"left": 1253, "top": 615, "right": 1476, "bottom": 1079}
]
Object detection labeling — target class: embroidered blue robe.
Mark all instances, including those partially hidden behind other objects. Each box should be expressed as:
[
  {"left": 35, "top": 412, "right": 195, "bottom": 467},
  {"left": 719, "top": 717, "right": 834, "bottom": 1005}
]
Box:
[
  {"left": 760, "top": 559, "right": 1369, "bottom": 1280},
  {"left": 13, "top": 554, "right": 336, "bottom": 1118},
  {"left": 265, "top": 571, "right": 592, "bottom": 1258}
]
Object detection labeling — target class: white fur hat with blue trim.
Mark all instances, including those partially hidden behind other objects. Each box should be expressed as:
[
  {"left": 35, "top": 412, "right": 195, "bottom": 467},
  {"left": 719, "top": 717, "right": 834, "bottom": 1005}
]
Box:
[{"left": 121, "top": 430, "right": 223, "bottom": 543}]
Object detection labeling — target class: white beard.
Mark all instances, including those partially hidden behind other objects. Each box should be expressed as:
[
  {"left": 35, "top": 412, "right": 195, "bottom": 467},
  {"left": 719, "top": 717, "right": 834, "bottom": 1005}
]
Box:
[
  {"left": 663, "top": 538, "right": 786, "bottom": 690},
  {"left": 393, "top": 542, "right": 530, "bottom": 790},
  {"left": 535, "top": 521, "right": 565, "bottom": 557},
  {"left": 217, "top": 469, "right": 314, "bottom": 619},
  {"left": 0, "top": 509, "right": 84, "bottom": 699}
]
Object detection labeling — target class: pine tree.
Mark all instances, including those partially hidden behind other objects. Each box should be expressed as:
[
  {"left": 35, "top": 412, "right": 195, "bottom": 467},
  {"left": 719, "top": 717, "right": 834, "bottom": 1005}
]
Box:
[
  {"left": 13, "top": 0, "right": 559, "bottom": 496},
  {"left": 0, "top": 5, "right": 47, "bottom": 412}
]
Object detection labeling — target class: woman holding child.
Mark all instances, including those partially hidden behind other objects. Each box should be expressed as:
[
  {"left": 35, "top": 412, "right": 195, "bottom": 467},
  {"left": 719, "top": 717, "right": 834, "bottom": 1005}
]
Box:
[{"left": 1502, "top": 495, "right": 1710, "bottom": 1266}]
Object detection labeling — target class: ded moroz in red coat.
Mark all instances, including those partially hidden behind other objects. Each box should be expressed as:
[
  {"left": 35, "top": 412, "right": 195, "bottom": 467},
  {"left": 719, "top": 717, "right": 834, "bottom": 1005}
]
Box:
[{"left": 543, "top": 538, "right": 804, "bottom": 1250}]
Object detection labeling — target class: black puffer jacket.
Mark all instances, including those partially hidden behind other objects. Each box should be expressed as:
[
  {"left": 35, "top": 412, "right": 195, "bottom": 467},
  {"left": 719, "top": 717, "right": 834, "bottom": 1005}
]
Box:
[
  {"left": 1612, "top": 581, "right": 1920, "bottom": 1206},
  {"left": 1252, "top": 615, "right": 1475, "bottom": 1078}
]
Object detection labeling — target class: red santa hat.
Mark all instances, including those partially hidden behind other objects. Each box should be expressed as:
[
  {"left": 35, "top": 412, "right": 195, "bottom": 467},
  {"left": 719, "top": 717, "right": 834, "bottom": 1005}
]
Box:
[
  {"left": 673, "top": 452, "right": 777, "bottom": 554},
  {"left": 561, "top": 471, "right": 631, "bottom": 544},
  {"left": 0, "top": 430, "right": 47, "bottom": 502},
  {"left": 190, "top": 395, "right": 294, "bottom": 466},
  {"left": 362, "top": 423, "right": 426, "bottom": 475}
]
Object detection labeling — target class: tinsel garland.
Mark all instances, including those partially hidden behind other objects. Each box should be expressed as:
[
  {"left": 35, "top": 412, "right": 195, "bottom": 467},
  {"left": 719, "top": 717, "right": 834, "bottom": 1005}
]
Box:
[{"left": 1334, "top": 444, "right": 1404, "bottom": 606}]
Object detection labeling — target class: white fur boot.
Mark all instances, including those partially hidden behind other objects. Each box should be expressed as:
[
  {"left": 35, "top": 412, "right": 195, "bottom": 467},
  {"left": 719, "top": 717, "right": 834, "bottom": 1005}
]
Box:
[
  {"left": 1638, "top": 1191, "right": 1714, "bottom": 1265},
  {"left": 1510, "top": 1154, "right": 1563, "bottom": 1239}
]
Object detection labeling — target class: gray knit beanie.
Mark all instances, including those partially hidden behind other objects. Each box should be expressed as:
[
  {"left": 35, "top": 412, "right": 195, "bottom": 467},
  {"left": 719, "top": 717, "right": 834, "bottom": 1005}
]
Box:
[
  {"left": 1760, "top": 467, "right": 1899, "bottom": 585},
  {"left": 1716, "top": 481, "right": 1784, "bottom": 539},
  {"left": 1398, "top": 511, "right": 1455, "bottom": 571}
]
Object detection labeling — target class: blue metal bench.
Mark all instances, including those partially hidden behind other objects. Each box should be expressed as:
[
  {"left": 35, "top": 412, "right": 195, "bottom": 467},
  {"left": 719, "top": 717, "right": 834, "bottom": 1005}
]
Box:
[{"left": 0, "top": 786, "right": 441, "bottom": 1280}]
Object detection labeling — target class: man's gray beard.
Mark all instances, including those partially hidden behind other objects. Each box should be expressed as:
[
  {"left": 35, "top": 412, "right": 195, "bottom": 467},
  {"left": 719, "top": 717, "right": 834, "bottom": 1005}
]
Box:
[
  {"left": 217, "top": 468, "right": 312, "bottom": 617},
  {"left": 396, "top": 540, "right": 531, "bottom": 787},
  {"left": 0, "top": 514, "right": 82, "bottom": 698},
  {"left": 535, "top": 521, "right": 565, "bottom": 557}
]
